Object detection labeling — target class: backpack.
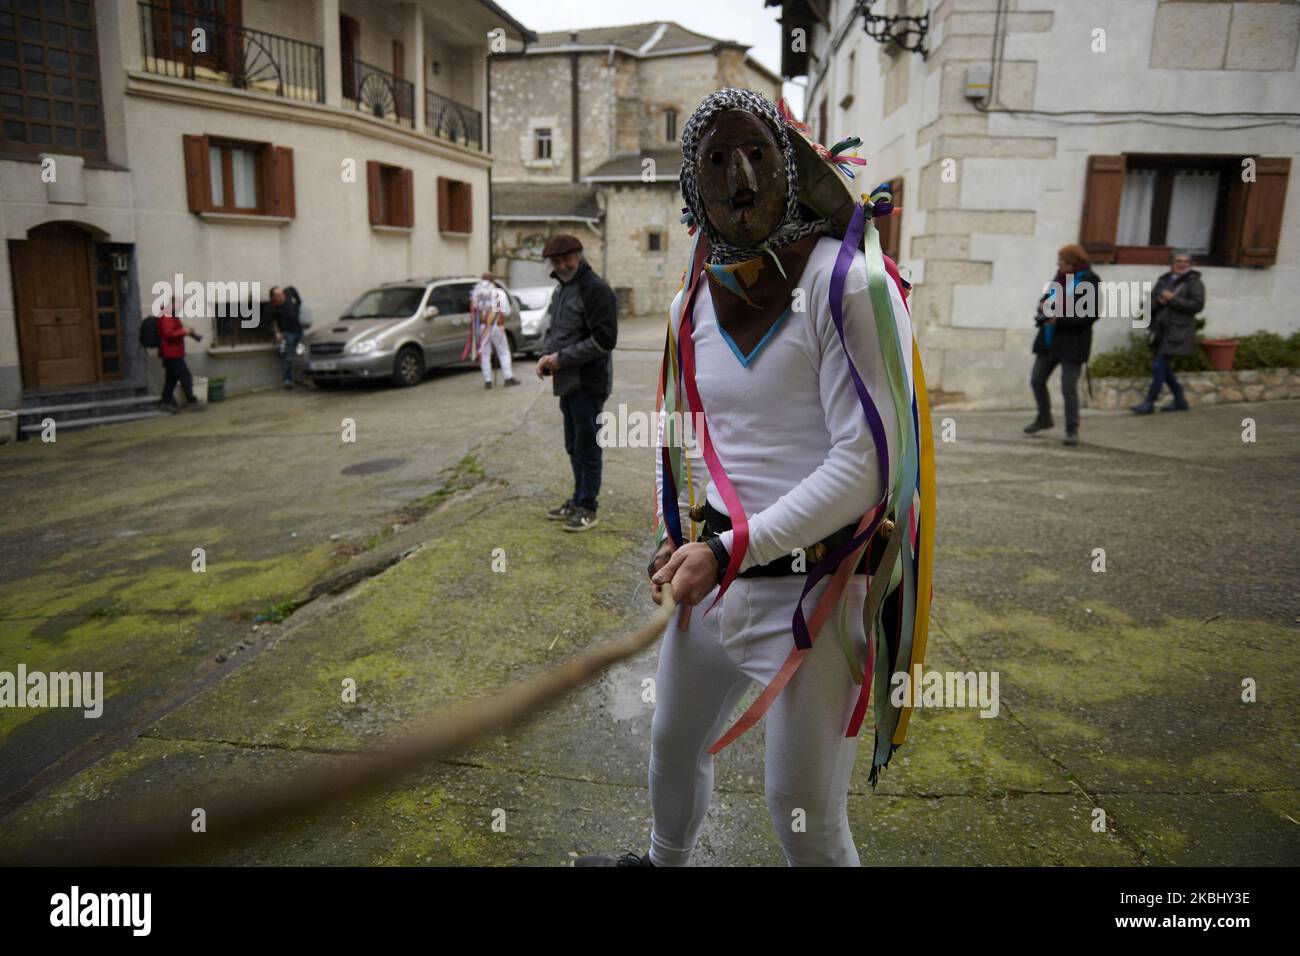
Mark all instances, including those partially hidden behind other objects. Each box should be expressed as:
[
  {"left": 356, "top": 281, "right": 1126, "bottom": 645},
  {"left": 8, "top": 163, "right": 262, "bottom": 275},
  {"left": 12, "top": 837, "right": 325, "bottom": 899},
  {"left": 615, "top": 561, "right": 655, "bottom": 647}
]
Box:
[{"left": 139, "top": 314, "right": 160, "bottom": 349}]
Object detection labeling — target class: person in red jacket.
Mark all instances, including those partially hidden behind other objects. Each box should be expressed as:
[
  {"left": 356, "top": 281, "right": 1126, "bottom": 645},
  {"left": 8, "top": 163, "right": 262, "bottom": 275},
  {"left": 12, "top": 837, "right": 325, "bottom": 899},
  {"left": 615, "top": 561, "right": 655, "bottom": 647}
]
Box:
[{"left": 157, "top": 304, "right": 201, "bottom": 411}]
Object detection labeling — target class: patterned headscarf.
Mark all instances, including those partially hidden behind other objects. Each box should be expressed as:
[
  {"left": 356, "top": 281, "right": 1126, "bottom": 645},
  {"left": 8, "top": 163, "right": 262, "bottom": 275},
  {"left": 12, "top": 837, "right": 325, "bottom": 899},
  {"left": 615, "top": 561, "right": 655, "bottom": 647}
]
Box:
[{"left": 679, "top": 88, "right": 831, "bottom": 265}]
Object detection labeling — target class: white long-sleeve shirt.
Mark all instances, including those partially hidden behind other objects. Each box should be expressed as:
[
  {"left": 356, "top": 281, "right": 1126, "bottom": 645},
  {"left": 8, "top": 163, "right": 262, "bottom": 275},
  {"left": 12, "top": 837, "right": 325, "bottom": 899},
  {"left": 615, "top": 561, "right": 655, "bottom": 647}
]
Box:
[{"left": 655, "top": 235, "right": 913, "bottom": 573}]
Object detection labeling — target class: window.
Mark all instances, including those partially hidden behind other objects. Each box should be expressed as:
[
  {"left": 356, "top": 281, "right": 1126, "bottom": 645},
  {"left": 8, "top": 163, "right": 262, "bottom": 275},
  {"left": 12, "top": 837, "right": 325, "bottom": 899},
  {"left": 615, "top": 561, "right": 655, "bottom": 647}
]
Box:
[
  {"left": 645, "top": 229, "right": 663, "bottom": 253},
  {"left": 392, "top": 39, "right": 404, "bottom": 80},
  {"left": 344, "top": 286, "right": 427, "bottom": 319},
  {"left": 0, "top": 0, "right": 106, "bottom": 160},
  {"left": 534, "top": 127, "right": 552, "bottom": 160},
  {"left": 664, "top": 109, "right": 676, "bottom": 143},
  {"left": 182, "top": 134, "right": 295, "bottom": 218},
  {"left": 426, "top": 282, "right": 475, "bottom": 316},
  {"left": 437, "top": 176, "right": 472, "bottom": 233},
  {"left": 1081, "top": 154, "right": 1291, "bottom": 267},
  {"left": 367, "top": 160, "right": 414, "bottom": 228}
]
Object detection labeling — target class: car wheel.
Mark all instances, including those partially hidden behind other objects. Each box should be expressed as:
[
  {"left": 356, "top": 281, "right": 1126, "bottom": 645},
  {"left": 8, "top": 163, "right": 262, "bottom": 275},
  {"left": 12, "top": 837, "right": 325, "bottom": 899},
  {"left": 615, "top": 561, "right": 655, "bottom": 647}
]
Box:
[{"left": 393, "top": 346, "right": 425, "bottom": 387}]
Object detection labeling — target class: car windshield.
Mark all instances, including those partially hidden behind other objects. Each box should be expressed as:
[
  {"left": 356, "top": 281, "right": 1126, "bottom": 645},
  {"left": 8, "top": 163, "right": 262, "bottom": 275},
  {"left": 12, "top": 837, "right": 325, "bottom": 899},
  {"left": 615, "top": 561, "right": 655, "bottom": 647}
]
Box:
[
  {"left": 515, "top": 288, "right": 551, "bottom": 311},
  {"left": 342, "top": 287, "right": 425, "bottom": 319}
]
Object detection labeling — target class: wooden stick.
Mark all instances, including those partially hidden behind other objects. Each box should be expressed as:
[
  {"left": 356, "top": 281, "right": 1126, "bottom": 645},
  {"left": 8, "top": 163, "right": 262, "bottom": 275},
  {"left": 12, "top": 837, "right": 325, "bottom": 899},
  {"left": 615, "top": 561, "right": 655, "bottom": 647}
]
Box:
[{"left": 4, "top": 587, "right": 677, "bottom": 866}]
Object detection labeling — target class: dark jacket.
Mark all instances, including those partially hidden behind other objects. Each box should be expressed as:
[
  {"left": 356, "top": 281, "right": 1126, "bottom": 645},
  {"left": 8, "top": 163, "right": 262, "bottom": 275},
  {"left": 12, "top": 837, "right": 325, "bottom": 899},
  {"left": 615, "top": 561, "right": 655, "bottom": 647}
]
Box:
[
  {"left": 542, "top": 261, "right": 618, "bottom": 397},
  {"left": 1151, "top": 270, "right": 1204, "bottom": 357},
  {"left": 158, "top": 313, "right": 187, "bottom": 359},
  {"left": 1032, "top": 267, "right": 1101, "bottom": 364},
  {"left": 271, "top": 287, "right": 303, "bottom": 335}
]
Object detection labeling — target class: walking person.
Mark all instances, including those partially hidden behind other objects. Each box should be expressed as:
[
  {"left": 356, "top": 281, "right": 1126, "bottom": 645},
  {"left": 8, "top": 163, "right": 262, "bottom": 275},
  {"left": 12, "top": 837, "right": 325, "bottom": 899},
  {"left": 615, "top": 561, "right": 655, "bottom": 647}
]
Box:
[
  {"left": 1023, "top": 243, "right": 1101, "bottom": 446},
  {"left": 157, "top": 299, "right": 203, "bottom": 412},
  {"left": 535, "top": 235, "right": 617, "bottom": 532},
  {"left": 269, "top": 285, "right": 303, "bottom": 390},
  {"left": 469, "top": 273, "right": 519, "bottom": 389},
  {"left": 1131, "top": 251, "right": 1204, "bottom": 414}
]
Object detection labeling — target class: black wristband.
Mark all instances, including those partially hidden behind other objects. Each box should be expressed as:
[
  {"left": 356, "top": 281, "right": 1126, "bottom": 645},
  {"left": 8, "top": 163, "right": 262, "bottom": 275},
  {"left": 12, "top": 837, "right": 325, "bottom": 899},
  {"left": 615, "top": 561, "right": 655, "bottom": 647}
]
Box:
[{"left": 706, "top": 536, "right": 730, "bottom": 585}]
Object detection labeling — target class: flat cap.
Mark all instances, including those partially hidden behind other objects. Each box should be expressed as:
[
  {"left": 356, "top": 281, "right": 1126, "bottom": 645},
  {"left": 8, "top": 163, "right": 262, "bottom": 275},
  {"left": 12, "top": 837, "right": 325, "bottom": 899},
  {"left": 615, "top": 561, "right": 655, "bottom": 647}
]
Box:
[{"left": 542, "top": 233, "right": 583, "bottom": 258}]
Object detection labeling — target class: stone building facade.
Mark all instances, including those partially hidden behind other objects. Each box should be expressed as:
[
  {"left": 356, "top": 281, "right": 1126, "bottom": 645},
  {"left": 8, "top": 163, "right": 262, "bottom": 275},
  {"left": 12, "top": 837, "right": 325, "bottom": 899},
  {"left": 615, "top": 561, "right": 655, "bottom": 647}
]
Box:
[
  {"left": 489, "top": 22, "right": 782, "bottom": 314},
  {"left": 773, "top": 0, "right": 1299, "bottom": 406},
  {"left": 1, "top": 0, "right": 532, "bottom": 424}
]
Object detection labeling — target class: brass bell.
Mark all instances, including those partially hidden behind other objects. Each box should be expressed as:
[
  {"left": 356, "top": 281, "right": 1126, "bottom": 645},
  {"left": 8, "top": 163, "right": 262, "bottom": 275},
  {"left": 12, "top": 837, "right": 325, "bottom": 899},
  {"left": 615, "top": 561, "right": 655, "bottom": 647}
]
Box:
[
  {"left": 880, "top": 518, "right": 895, "bottom": 540},
  {"left": 689, "top": 504, "right": 706, "bottom": 523},
  {"left": 808, "top": 541, "right": 826, "bottom": 563}
]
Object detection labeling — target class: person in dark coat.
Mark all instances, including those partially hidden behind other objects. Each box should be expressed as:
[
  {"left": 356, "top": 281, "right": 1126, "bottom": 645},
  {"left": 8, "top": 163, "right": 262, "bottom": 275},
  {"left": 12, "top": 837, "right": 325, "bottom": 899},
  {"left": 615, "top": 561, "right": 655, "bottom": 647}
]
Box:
[
  {"left": 1023, "top": 243, "right": 1101, "bottom": 446},
  {"left": 270, "top": 285, "right": 303, "bottom": 390},
  {"left": 1131, "top": 251, "right": 1204, "bottom": 414},
  {"left": 535, "top": 234, "right": 618, "bottom": 532}
]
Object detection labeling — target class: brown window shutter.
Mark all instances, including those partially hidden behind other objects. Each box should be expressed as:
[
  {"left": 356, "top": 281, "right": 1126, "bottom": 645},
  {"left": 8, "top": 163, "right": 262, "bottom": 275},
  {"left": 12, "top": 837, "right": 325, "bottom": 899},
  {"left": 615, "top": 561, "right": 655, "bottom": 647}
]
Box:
[
  {"left": 367, "top": 161, "right": 382, "bottom": 226},
  {"left": 1236, "top": 157, "right": 1290, "bottom": 267},
  {"left": 459, "top": 181, "right": 472, "bottom": 233},
  {"left": 437, "top": 176, "right": 450, "bottom": 231},
  {"left": 393, "top": 40, "right": 405, "bottom": 81},
  {"left": 1079, "top": 155, "right": 1126, "bottom": 264},
  {"left": 271, "top": 146, "right": 295, "bottom": 218},
  {"left": 401, "top": 168, "right": 415, "bottom": 228},
  {"left": 182, "top": 134, "right": 211, "bottom": 213}
]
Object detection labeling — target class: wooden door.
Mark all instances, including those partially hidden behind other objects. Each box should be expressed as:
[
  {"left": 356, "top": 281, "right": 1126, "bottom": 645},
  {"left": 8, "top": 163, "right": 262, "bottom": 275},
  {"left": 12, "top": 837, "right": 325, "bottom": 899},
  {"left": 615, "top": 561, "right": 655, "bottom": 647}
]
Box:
[
  {"left": 10, "top": 225, "right": 98, "bottom": 390},
  {"left": 340, "top": 15, "right": 360, "bottom": 99}
]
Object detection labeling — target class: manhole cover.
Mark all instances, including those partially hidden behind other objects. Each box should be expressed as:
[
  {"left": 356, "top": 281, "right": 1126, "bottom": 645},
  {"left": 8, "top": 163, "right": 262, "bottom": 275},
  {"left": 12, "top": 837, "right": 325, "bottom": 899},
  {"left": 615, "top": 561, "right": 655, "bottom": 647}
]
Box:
[{"left": 341, "top": 457, "right": 408, "bottom": 476}]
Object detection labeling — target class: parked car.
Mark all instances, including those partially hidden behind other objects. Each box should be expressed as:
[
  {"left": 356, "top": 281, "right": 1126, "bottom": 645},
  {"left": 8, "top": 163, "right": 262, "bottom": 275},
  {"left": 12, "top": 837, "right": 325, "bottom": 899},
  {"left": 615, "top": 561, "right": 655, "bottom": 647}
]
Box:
[
  {"left": 513, "top": 284, "right": 554, "bottom": 357},
  {"left": 296, "top": 277, "right": 522, "bottom": 388}
]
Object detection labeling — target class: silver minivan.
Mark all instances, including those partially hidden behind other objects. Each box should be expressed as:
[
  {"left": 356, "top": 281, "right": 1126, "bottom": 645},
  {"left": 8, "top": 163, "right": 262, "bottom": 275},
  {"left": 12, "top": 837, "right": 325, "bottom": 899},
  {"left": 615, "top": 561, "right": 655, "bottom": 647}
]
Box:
[{"left": 297, "top": 277, "right": 522, "bottom": 388}]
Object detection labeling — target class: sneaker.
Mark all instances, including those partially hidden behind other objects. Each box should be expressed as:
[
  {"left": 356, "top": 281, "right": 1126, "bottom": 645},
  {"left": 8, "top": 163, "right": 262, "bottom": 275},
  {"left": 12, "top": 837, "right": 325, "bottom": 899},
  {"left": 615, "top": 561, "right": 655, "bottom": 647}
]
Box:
[
  {"left": 1023, "top": 418, "right": 1054, "bottom": 434},
  {"left": 504, "top": 378, "right": 521, "bottom": 387},
  {"left": 484, "top": 381, "right": 493, "bottom": 390},
  {"left": 563, "top": 507, "right": 599, "bottom": 533},
  {"left": 1160, "top": 401, "right": 1189, "bottom": 412},
  {"left": 573, "top": 851, "right": 653, "bottom": 868},
  {"left": 547, "top": 499, "right": 578, "bottom": 521},
  {"left": 1129, "top": 402, "right": 1155, "bottom": 415},
  {"left": 1062, "top": 432, "right": 1078, "bottom": 447}
]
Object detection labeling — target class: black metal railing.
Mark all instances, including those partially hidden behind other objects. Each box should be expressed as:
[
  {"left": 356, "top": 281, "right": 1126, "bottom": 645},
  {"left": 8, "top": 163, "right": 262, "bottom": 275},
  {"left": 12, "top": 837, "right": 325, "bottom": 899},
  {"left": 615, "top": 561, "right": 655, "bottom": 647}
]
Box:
[
  {"left": 425, "top": 90, "right": 483, "bottom": 151},
  {"left": 343, "top": 57, "right": 414, "bottom": 128},
  {"left": 138, "top": 2, "right": 324, "bottom": 104}
]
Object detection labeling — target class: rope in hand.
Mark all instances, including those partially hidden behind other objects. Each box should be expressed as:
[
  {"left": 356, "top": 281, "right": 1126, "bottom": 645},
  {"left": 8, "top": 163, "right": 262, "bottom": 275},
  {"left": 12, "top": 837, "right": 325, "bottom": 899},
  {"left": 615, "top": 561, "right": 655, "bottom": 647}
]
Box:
[{"left": 4, "top": 585, "right": 678, "bottom": 866}]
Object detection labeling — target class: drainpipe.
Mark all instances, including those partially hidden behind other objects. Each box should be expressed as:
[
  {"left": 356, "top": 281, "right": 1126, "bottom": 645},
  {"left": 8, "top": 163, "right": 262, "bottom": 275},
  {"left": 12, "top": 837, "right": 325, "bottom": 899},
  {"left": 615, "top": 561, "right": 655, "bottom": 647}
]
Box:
[{"left": 570, "top": 34, "right": 580, "bottom": 184}]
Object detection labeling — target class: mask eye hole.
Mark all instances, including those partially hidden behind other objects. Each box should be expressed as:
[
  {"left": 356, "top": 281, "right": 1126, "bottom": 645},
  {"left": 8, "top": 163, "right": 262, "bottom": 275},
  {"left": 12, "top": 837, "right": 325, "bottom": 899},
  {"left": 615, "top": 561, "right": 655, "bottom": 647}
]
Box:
[
  {"left": 749, "top": 148, "right": 764, "bottom": 163},
  {"left": 709, "top": 150, "right": 724, "bottom": 167}
]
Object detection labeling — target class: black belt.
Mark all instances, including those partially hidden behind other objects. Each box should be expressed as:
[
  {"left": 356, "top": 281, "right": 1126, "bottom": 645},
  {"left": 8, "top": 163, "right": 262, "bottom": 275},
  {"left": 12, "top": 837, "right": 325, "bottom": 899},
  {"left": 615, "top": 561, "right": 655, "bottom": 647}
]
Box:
[{"left": 694, "top": 501, "right": 891, "bottom": 578}]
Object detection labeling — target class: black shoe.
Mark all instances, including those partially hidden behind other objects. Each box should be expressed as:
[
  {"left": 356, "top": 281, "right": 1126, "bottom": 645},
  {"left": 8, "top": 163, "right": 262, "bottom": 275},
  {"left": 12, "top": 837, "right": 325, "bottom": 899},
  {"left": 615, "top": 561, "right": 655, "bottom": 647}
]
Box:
[
  {"left": 159, "top": 399, "right": 182, "bottom": 414},
  {"left": 1160, "top": 401, "right": 1189, "bottom": 412},
  {"left": 484, "top": 381, "right": 493, "bottom": 390},
  {"left": 1023, "top": 418, "right": 1054, "bottom": 434},
  {"left": 504, "top": 378, "right": 521, "bottom": 387},
  {"left": 573, "top": 851, "right": 653, "bottom": 868},
  {"left": 1062, "top": 432, "right": 1078, "bottom": 447},
  {"left": 547, "top": 499, "right": 578, "bottom": 521},
  {"left": 1129, "top": 402, "right": 1155, "bottom": 415},
  {"left": 563, "top": 507, "right": 599, "bottom": 533}
]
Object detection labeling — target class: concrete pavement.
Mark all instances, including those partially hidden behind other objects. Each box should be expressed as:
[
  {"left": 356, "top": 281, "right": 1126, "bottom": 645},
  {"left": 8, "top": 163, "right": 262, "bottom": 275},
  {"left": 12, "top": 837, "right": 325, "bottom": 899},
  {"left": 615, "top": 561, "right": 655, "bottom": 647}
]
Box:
[{"left": 1, "top": 317, "right": 1296, "bottom": 865}]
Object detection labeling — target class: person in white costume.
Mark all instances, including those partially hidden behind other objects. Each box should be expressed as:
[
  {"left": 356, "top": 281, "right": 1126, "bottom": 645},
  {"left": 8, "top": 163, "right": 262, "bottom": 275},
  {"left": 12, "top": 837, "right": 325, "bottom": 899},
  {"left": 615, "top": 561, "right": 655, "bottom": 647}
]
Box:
[
  {"left": 469, "top": 273, "right": 519, "bottom": 389},
  {"left": 575, "top": 88, "right": 914, "bottom": 868}
]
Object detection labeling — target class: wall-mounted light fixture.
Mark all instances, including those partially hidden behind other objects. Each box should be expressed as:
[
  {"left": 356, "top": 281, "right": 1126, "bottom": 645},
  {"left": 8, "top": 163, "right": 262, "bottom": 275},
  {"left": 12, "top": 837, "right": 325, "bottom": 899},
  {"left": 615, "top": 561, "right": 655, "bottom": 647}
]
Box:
[{"left": 859, "top": 0, "right": 929, "bottom": 60}]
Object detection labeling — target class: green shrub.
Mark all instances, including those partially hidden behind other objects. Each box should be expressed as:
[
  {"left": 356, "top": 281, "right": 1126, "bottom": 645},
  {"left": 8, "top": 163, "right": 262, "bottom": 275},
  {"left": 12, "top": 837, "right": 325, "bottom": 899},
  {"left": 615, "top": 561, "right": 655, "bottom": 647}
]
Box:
[
  {"left": 1089, "top": 333, "right": 1209, "bottom": 377},
  {"left": 1231, "top": 331, "right": 1300, "bottom": 369}
]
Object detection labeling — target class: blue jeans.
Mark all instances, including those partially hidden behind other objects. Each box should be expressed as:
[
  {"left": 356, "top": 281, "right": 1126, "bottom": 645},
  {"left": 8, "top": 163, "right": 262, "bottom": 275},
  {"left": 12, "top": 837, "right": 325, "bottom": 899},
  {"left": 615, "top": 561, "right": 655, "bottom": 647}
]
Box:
[
  {"left": 1145, "top": 353, "right": 1187, "bottom": 406},
  {"left": 560, "top": 389, "right": 605, "bottom": 512},
  {"left": 280, "top": 330, "right": 302, "bottom": 383}
]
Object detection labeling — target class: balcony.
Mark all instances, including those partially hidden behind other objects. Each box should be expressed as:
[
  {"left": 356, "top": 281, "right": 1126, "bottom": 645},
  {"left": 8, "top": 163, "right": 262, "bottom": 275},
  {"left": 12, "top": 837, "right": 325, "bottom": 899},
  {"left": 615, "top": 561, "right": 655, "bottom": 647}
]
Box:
[
  {"left": 137, "top": 2, "right": 324, "bottom": 105},
  {"left": 426, "top": 90, "right": 482, "bottom": 152},
  {"left": 342, "top": 57, "right": 414, "bottom": 129}
]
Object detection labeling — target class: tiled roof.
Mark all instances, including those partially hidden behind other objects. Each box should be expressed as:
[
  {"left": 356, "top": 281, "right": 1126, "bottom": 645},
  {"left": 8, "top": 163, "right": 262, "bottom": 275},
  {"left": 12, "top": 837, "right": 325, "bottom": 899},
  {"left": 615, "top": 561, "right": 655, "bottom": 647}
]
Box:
[
  {"left": 493, "top": 183, "right": 601, "bottom": 219},
  {"left": 584, "top": 149, "right": 683, "bottom": 182},
  {"left": 530, "top": 21, "right": 731, "bottom": 54}
]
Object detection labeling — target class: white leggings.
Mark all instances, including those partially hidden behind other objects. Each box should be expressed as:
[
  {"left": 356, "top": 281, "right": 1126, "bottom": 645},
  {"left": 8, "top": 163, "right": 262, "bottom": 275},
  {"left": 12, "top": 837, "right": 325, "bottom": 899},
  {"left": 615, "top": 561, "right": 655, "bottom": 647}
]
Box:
[
  {"left": 479, "top": 323, "right": 513, "bottom": 382},
  {"left": 649, "top": 575, "right": 867, "bottom": 866}
]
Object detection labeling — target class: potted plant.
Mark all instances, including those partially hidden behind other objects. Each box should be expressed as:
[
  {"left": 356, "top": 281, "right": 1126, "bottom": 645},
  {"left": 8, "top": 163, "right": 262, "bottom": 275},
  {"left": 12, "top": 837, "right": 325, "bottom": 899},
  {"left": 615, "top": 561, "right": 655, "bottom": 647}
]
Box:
[{"left": 1200, "top": 320, "right": 1238, "bottom": 371}]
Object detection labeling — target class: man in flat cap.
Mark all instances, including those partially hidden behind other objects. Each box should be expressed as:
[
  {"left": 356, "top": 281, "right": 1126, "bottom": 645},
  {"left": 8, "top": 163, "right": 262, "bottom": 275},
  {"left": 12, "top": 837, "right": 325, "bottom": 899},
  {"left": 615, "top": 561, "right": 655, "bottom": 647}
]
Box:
[{"left": 536, "top": 234, "right": 618, "bottom": 532}]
